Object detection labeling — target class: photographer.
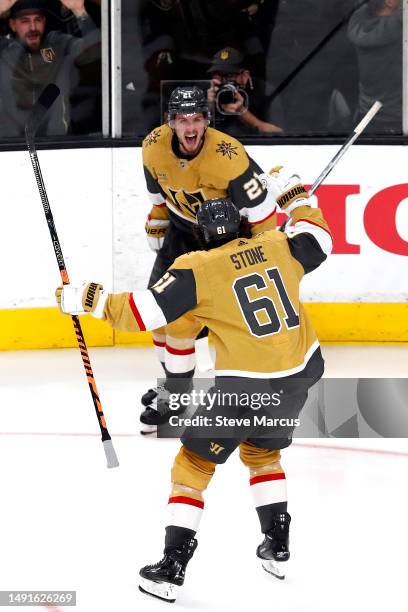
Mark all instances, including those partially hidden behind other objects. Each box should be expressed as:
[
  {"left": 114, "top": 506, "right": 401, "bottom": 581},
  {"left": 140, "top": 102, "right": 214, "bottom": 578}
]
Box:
[{"left": 207, "top": 47, "right": 283, "bottom": 137}]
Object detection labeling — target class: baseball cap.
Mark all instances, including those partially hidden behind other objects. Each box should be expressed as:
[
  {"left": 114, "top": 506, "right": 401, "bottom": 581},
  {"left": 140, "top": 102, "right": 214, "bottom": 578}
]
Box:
[
  {"left": 10, "top": 0, "right": 46, "bottom": 18},
  {"left": 207, "top": 47, "right": 245, "bottom": 74}
]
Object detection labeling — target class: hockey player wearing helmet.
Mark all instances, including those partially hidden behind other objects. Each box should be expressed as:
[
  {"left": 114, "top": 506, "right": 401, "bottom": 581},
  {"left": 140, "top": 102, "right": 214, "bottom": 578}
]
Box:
[
  {"left": 140, "top": 85, "right": 278, "bottom": 434},
  {"left": 167, "top": 86, "right": 210, "bottom": 155},
  {"left": 56, "top": 186, "right": 332, "bottom": 601}
]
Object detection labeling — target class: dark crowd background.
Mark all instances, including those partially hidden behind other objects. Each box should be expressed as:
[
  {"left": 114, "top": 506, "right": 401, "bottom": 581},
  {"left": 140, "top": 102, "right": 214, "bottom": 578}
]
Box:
[{"left": 0, "top": 0, "right": 403, "bottom": 143}]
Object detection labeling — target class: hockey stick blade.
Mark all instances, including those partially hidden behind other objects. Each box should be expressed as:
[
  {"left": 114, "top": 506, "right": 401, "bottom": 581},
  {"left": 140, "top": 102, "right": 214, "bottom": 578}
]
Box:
[
  {"left": 25, "top": 84, "right": 60, "bottom": 136},
  {"left": 103, "top": 439, "right": 120, "bottom": 469}
]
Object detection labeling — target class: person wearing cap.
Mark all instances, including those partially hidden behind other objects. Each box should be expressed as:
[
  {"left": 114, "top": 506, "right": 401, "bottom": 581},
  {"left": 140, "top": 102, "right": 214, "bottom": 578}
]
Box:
[
  {"left": 0, "top": 0, "right": 101, "bottom": 137},
  {"left": 207, "top": 46, "right": 284, "bottom": 137}
]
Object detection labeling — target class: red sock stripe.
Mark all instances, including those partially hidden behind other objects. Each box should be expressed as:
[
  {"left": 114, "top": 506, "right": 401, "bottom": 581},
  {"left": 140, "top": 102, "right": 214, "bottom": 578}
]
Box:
[
  {"left": 129, "top": 294, "right": 146, "bottom": 331},
  {"left": 153, "top": 339, "right": 166, "bottom": 348},
  {"left": 250, "top": 472, "right": 286, "bottom": 486},
  {"left": 165, "top": 344, "right": 195, "bottom": 356},
  {"left": 168, "top": 496, "right": 204, "bottom": 509}
]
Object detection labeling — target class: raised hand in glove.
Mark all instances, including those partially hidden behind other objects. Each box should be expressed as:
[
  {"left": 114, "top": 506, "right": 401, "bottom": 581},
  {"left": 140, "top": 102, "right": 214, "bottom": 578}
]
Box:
[
  {"left": 145, "top": 204, "right": 170, "bottom": 251},
  {"left": 145, "top": 216, "right": 169, "bottom": 251},
  {"left": 262, "top": 166, "right": 309, "bottom": 214},
  {"left": 56, "top": 283, "right": 107, "bottom": 318}
]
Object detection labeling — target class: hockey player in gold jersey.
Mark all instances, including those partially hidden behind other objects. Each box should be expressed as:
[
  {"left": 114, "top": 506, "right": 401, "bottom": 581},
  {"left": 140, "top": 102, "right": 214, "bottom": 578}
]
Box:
[
  {"left": 57, "top": 169, "right": 332, "bottom": 602},
  {"left": 141, "top": 85, "right": 277, "bottom": 432}
]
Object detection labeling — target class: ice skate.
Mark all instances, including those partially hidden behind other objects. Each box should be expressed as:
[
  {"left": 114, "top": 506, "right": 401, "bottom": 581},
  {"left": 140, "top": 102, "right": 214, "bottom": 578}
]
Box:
[
  {"left": 257, "top": 512, "right": 291, "bottom": 580},
  {"left": 139, "top": 538, "right": 198, "bottom": 602},
  {"left": 139, "top": 385, "right": 172, "bottom": 435}
]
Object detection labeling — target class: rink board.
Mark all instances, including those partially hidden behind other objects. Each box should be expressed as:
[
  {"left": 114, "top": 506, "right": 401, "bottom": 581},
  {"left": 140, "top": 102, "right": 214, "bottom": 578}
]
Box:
[
  {"left": 0, "top": 303, "right": 407, "bottom": 350},
  {"left": 0, "top": 145, "right": 407, "bottom": 349}
]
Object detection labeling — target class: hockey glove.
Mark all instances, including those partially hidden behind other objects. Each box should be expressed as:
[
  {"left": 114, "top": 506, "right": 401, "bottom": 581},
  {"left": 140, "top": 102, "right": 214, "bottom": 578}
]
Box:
[
  {"left": 263, "top": 166, "right": 309, "bottom": 214},
  {"left": 55, "top": 283, "right": 107, "bottom": 318},
  {"left": 145, "top": 215, "right": 170, "bottom": 251}
]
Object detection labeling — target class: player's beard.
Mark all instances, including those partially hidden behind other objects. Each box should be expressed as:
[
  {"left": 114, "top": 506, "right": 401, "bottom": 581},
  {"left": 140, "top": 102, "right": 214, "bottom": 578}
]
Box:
[{"left": 23, "top": 30, "right": 42, "bottom": 51}]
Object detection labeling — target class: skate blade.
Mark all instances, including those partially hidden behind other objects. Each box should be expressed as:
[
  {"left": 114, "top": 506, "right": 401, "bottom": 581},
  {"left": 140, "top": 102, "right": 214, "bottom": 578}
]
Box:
[
  {"left": 260, "top": 558, "right": 286, "bottom": 580},
  {"left": 139, "top": 576, "right": 178, "bottom": 602},
  {"left": 140, "top": 424, "right": 157, "bottom": 436}
]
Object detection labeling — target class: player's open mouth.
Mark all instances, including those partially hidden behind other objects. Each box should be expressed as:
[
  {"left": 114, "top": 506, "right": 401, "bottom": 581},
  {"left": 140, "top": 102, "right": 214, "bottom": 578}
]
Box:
[{"left": 185, "top": 135, "right": 198, "bottom": 147}]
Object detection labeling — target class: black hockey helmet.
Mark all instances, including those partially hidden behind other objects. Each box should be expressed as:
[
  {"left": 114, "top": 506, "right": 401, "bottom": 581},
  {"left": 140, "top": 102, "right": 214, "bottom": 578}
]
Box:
[
  {"left": 196, "top": 198, "right": 241, "bottom": 245},
  {"left": 168, "top": 86, "right": 210, "bottom": 125}
]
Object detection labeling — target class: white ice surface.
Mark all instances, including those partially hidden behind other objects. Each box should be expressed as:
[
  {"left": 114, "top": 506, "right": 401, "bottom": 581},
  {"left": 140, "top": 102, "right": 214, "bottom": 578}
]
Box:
[{"left": 0, "top": 345, "right": 407, "bottom": 612}]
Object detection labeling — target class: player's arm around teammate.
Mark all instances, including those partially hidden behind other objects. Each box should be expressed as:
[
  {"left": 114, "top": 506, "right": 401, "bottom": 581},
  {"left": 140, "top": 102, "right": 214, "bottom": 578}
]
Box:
[{"left": 56, "top": 173, "right": 332, "bottom": 601}]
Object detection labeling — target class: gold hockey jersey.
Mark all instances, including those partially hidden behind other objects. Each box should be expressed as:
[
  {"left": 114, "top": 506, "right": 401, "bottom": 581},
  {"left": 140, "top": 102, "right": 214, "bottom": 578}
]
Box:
[
  {"left": 142, "top": 124, "right": 277, "bottom": 234},
  {"left": 103, "top": 205, "right": 332, "bottom": 378}
]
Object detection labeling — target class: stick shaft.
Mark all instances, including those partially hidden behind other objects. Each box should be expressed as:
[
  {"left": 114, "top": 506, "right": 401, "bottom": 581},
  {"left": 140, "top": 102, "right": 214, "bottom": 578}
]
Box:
[
  {"left": 308, "top": 101, "right": 382, "bottom": 196},
  {"left": 25, "top": 126, "right": 119, "bottom": 468}
]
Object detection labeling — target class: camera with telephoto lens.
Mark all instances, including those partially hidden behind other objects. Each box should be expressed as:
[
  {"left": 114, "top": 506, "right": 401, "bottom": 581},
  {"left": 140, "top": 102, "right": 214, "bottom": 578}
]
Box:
[{"left": 215, "top": 82, "right": 249, "bottom": 115}]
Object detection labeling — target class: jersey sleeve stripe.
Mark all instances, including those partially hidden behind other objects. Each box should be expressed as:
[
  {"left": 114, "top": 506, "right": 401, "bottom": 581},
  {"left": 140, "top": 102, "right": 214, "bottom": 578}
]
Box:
[
  {"left": 129, "top": 294, "right": 146, "bottom": 331},
  {"left": 295, "top": 217, "right": 332, "bottom": 237},
  {"left": 129, "top": 290, "right": 167, "bottom": 331},
  {"left": 291, "top": 220, "right": 333, "bottom": 255},
  {"left": 242, "top": 196, "right": 276, "bottom": 223},
  {"left": 148, "top": 191, "right": 166, "bottom": 205},
  {"left": 249, "top": 206, "right": 277, "bottom": 225}
]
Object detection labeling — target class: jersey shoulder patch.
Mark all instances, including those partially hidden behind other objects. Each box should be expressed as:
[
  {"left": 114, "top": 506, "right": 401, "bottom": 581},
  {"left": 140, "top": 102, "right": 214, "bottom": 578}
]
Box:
[
  {"left": 142, "top": 124, "right": 172, "bottom": 160},
  {"left": 202, "top": 128, "right": 249, "bottom": 180}
]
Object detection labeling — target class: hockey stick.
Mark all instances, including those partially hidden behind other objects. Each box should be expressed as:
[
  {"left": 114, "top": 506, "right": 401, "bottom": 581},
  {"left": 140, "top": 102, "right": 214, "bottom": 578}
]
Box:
[
  {"left": 308, "top": 100, "right": 383, "bottom": 196},
  {"left": 279, "top": 100, "right": 382, "bottom": 231},
  {"left": 25, "top": 84, "right": 119, "bottom": 468}
]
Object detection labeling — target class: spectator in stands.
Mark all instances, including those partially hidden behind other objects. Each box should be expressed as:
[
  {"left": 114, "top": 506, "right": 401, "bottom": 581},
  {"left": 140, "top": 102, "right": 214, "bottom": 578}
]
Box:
[
  {"left": 45, "top": 0, "right": 102, "bottom": 134},
  {"left": 347, "top": 0, "right": 402, "bottom": 134},
  {"left": 0, "top": 0, "right": 101, "bottom": 138},
  {"left": 46, "top": 0, "right": 100, "bottom": 34},
  {"left": 207, "top": 46, "right": 283, "bottom": 137},
  {"left": 129, "top": 0, "right": 266, "bottom": 133},
  {"left": 266, "top": 0, "right": 358, "bottom": 135}
]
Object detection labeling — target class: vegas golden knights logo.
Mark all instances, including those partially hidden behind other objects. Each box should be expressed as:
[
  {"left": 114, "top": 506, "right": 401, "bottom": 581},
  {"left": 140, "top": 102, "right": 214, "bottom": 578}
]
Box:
[
  {"left": 41, "top": 48, "right": 56, "bottom": 63},
  {"left": 167, "top": 188, "right": 206, "bottom": 217},
  {"left": 209, "top": 442, "right": 225, "bottom": 455}
]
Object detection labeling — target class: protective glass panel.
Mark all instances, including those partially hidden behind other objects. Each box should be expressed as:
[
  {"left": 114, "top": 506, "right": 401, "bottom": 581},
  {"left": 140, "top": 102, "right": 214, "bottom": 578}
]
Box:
[
  {"left": 122, "top": 0, "right": 402, "bottom": 139},
  {"left": 0, "top": 0, "right": 102, "bottom": 142}
]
